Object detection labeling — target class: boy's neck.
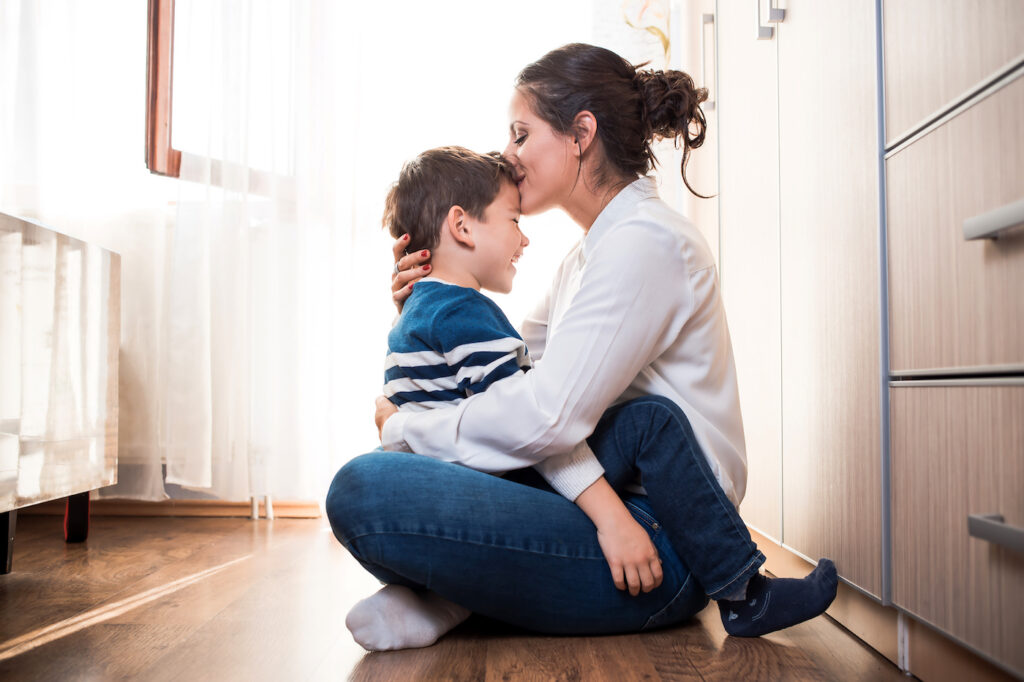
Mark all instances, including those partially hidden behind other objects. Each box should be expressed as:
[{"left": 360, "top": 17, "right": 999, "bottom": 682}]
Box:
[{"left": 427, "top": 262, "right": 480, "bottom": 291}]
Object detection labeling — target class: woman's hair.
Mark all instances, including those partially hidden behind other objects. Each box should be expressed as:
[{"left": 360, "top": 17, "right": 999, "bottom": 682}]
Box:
[
  {"left": 383, "top": 146, "right": 516, "bottom": 254},
  {"left": 516, "top": 43, "right": 709, "bottom": 197}
]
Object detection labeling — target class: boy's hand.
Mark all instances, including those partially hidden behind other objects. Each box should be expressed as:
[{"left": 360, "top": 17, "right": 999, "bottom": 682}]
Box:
[
  {"left": 596, "top": 516, "right": 664, "bottom": 596},
  {"left": 374, "top": 395, "right": 398, "bottom": 441},
  {"left": 391, "top": 234, "right": 432, "bottom": 312},
  {"left": 574, "top": 477, "right": 663, "bottom": 596}
]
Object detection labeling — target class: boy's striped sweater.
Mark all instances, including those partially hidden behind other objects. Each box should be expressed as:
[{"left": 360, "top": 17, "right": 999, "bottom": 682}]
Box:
[{"left": 384, "top": 279, "right": 531, "bottom": 412}]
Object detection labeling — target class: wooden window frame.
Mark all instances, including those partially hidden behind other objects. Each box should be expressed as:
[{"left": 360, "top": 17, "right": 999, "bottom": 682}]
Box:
[
  {"left": 145, "top": 0, "right": 292, "bottom": 200},
  {"left": 145, "top": 0, "right": 181, "bottom": 177}
]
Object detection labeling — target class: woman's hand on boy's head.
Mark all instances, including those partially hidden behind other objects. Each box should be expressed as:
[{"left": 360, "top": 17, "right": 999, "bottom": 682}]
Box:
[
  {"left": 375, "top": 395, "right": 398, "bottom": 441},
  {"left": 391, "top": 234, "right": 432, "bottom": 312}
]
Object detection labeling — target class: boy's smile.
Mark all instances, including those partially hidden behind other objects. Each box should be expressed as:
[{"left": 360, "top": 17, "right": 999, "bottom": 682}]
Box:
[{"left": 468, "top": 181, "right": 528, "bottom": 294}]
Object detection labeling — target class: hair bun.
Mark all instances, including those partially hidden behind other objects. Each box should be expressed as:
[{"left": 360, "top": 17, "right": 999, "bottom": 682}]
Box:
[{"left": 634, "top": 68, "right": 708, "bottom": 148}]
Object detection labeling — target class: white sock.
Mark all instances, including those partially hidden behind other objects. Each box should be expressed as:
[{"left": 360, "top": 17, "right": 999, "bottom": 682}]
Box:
[{"left": 345, "top": 584, "right": 471, "bottom": 651}]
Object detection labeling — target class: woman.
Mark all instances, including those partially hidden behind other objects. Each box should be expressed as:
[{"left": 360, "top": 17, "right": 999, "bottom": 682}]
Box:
[{"left": 327, "top": 43, "right": 836, "bottom": 651}]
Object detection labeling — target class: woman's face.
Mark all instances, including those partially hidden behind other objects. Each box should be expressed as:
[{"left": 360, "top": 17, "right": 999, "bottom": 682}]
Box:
[{"left": 503, "top": 90, "right": 578, "bottom": 216}]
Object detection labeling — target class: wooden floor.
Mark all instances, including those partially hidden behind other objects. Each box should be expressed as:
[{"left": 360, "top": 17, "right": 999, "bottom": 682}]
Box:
[{"left": 0, "top": 515, "right": 909, "bottom": 681}]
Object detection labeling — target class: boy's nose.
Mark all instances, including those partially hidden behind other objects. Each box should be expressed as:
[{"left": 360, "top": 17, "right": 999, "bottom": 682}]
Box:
[{"left": 521, "top": 233, "right": 530, "bottom": 248}]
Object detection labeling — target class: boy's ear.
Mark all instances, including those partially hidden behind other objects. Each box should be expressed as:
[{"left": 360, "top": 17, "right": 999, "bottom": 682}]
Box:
[
  {"left": 446, "top": 205, "right": 475, "bottom": 248},
  {"left": 571, "top": 110, "right": 598, "bottom": 157}
]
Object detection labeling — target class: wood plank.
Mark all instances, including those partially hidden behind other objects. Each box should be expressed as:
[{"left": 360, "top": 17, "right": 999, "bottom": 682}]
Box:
[
  {"left": 640, "top": 626, "right": 709, "bottom": 681},
  {"left": 0, "top": 515, "right": 909, "bottom": 681},
  {"left": 20, "top": 497, "right": 322, "bottom": 518},
  {"left": 581, "top": 634, "right": 661, "bottom": 681},
  {"left": 484, "top": 634, "right": 588, "bottom": 681}
]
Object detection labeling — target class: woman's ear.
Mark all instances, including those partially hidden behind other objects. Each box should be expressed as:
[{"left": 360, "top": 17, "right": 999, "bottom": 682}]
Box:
[
  {"left": 445, "top": 205, "right": 475, "bottom": 248},
  {"left": 571, "top": 110, "right": 598, "bottom": 157}
]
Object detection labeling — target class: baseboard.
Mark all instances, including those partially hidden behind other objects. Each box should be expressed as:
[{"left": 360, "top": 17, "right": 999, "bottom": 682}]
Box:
[
  {"left": 19, "top": 498, "right": 322, "bottom": 519},
  {"left": 748, "top": 528, "right": 1019, "bottom": 682},
  {"left": 905, "top": 617, "right": 1020, "bottom": 682}
]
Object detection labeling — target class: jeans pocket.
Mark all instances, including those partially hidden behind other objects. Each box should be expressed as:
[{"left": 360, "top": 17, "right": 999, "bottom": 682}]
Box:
[{"left": 623, "top": 496, "right": 662, "bottom": 535}]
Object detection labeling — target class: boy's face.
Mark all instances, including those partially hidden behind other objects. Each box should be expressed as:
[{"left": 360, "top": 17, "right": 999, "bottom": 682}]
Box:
[{"left": 469, "top": 181, "right": 528, "bottom": 294}]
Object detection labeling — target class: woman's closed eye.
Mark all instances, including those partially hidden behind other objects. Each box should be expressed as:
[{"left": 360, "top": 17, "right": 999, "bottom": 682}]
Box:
[{"left": 514, "top": 133, "right": 527, "bottom": 146}]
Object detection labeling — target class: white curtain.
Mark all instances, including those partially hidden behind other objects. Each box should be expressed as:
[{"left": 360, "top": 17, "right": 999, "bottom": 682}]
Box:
[{"left": 1, "top": 0, "right": 673, "bottom": 504}]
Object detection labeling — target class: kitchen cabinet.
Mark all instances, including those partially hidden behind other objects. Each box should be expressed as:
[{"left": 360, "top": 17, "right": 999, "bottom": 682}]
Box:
[{"left": 884, "top": 10, "right": 1024, "bottom": 672}]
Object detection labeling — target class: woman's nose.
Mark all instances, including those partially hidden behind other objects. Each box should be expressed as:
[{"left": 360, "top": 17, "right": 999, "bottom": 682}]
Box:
[{"left": 521, "top": 233, "right": 530, "bottom": 248}]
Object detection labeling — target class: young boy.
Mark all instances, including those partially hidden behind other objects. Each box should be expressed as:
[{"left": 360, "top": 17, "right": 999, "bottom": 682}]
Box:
[{"left": 345, "top": 147, "right": 662, "bottom": 651}]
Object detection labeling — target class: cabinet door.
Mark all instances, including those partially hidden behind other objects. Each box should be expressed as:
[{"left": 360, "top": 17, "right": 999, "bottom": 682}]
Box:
[
  {"left": 887, "top": 73, "right": 1024, "bottom": 375},
  {"left": 891, "top": 383, "right": 1024, "bottom": 676},
  {"left": 883, "top": 0, "right": 1024, "bottom": 144},
  {"left": 716, "top": 0, "right": 782, "bottom": 540},
  {"left": 778, "top": 1, "right": 882, "bottom": 596}
]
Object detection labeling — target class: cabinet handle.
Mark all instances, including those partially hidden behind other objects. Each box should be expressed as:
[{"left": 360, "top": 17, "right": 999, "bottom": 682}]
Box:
[
  {"left": 756, "top": 0, "right": 785, "bottom": 40},
  {"left": 701, "top": 13, "right": 716, "bottom": 111},
  {"left": 962, "top": 197, "right": 1024, "bottom": 240},
  {"left": 968, "top": 514, "right": 1024, "bottom": 554}
]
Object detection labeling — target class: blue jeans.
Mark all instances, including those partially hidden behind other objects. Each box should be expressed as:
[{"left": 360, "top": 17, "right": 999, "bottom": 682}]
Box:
[{"left": 326, "top": 396, "right": 763, "bottom": 635}]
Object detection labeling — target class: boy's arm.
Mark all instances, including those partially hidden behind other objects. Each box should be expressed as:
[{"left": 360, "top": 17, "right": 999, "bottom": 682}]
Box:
[{"left": 574, "top": 476, "right": 664, "bottom": 596}]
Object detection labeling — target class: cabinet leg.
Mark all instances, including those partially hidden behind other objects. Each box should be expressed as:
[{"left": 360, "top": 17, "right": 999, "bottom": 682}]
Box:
[
  {"left": 1, "top": 509, "right": 15, "bottom": 574},
  {"left": 64, "top": 491, "right": 90, "bottom": 543}
]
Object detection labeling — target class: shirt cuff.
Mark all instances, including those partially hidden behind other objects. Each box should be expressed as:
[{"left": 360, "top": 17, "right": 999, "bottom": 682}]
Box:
[
  {"left": 533, "top": 440, "right": 605, "bottom": 502},
  {"left": 380, "top": 411, "right": 412, "bottom": 452}
]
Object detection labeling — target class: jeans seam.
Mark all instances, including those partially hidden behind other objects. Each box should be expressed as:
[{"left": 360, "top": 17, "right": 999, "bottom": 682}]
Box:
[
  {"left": 666, "top": 410, "right": 753, "bottom": 552},
  {"left": 344, "top": 529, "right": 609, "bottom": 562},
  {"left": 705, "top": 551, "right": 765, "bottom": 598}
]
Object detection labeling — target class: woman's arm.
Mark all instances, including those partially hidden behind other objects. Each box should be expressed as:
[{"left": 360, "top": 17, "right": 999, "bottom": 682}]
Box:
[{"left": 381, "top": 221, "right": 692, "bottom": 472}]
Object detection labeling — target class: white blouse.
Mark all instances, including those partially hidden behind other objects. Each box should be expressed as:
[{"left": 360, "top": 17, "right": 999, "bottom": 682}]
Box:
[{"left": 382, "top": 176, "right": 748, "bottom": 506}]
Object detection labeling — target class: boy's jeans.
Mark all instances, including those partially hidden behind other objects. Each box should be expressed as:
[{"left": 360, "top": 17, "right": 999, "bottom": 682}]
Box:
[{"left": 326, "top": 395, "right": 764, "bottom": 634}]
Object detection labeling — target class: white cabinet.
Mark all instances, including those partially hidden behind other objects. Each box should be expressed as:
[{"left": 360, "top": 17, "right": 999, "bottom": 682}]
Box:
[
  {"left": 716, "top": 0, "right": 783, "bottom": 543},
  {"left": 716, "top": 0, "right": 882, "bottom": 597}
]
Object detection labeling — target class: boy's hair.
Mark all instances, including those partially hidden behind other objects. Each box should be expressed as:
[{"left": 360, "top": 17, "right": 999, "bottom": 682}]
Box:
[{"left": 383, "top": 146, "right": 517, "bottom": 253}]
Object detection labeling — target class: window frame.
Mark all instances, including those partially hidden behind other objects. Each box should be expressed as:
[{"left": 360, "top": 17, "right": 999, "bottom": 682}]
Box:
[{"left": 145, "top": 0, "right": 181, "bottom": 178}]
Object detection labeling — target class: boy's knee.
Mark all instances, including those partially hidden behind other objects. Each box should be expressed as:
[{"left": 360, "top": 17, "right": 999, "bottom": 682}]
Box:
[
  {"left": 637, "top": 394, "right": 680, "bottom": 414},
  {"left": 621, "top": 394, "right": 686, "bottom": 425}
]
